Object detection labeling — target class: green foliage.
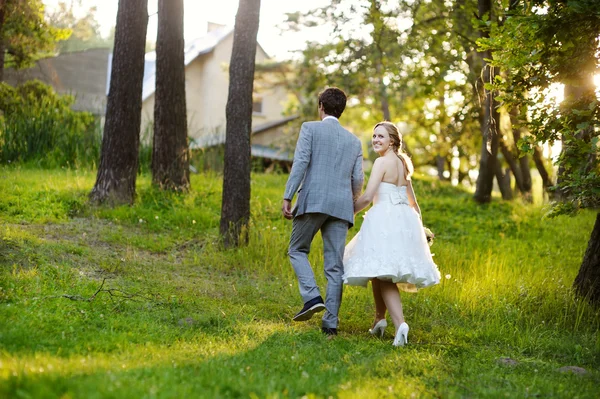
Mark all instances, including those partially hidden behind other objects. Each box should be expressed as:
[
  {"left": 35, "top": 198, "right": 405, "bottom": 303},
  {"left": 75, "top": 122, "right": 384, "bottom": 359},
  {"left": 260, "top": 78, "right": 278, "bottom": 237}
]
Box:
[
  {"left": 480, "top": 0, "right": 600, "bottom": 212},
  {"left": 0, "top": 80, "right": 100, "bottom": 167},
  {"left": 1, "top": 0, "right": 70, "bottom": 70},
  {"left": 274, "top": 0, "right": 486, "bottom": 180},
  {"left": 44, "top": 0, "right": 113, "bottom": 53},
  {"left": 0, "top": 168, "right": 599, "bottom": 397}
]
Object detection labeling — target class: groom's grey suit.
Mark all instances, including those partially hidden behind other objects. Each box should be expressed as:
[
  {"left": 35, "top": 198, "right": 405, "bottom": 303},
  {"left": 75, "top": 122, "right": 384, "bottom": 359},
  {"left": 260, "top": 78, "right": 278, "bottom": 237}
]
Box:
[{"left": 284, "top": 117, "right": 363, "bottom": 329}]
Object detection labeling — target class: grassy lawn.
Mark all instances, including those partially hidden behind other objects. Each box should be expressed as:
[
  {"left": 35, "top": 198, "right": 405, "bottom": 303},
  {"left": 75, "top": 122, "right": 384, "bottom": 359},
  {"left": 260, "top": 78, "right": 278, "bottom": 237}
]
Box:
[{"left": 0, "top": 166, "right": 598, "bottom": 398}]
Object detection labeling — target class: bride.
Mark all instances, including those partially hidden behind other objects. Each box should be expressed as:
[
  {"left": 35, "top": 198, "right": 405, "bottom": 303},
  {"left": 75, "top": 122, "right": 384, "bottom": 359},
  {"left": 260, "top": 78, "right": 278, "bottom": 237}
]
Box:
[{"left": 343, "top": 121, "right": 440, "bottom": 346}]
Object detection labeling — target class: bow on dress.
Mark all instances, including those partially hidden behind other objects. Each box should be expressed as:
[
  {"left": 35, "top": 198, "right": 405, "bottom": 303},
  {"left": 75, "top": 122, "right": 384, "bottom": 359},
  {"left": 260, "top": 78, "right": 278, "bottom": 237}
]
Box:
[{"left": 390, "top": 188, "right": 409, "bottom": 205}]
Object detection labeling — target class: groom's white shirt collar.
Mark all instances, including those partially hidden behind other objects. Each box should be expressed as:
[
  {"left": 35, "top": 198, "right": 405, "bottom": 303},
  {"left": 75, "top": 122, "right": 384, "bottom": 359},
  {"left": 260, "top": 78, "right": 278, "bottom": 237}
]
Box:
[{"left": 322, "top": 115, "right": 338, "bottom": 122}]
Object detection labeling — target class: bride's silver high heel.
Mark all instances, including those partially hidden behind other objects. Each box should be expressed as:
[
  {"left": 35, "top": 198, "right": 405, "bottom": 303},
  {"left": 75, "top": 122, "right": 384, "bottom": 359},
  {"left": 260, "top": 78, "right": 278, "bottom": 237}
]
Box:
[
  {"left": 369, "top": 319, "right": 387, "bottom": 337},
  {"left": 393, "top": 322, "right": 409, "bottom": 347}
]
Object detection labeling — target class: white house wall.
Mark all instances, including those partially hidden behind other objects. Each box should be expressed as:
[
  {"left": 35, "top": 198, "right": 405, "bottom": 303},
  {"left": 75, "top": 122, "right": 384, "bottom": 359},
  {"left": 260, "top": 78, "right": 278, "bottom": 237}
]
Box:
[{"left": 140, "top": 31, "right": 287, "bottom": 148}]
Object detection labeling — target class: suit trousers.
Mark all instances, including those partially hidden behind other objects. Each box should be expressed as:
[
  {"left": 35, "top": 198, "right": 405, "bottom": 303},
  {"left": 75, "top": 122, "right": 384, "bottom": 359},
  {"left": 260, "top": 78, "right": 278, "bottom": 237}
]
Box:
[{"left": 288, "top": 212, "right": 349, "bottom": 329}]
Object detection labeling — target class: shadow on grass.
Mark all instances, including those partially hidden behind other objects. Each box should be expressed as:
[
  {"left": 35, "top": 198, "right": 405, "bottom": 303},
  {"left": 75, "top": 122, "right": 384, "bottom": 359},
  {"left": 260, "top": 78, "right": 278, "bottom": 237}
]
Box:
[
  {"left": 4, "top": 325, "right": 597, "bottom": 398},
  {"left": 0, "top": 331, "right": 381, "bottom": 398}
]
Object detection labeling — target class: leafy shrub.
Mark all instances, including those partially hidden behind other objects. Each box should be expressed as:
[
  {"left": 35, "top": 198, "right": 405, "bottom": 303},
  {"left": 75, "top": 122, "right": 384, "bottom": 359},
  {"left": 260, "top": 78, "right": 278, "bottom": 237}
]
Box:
[{"left": 0, "top": 80, "right": 100, "bottom": 167}]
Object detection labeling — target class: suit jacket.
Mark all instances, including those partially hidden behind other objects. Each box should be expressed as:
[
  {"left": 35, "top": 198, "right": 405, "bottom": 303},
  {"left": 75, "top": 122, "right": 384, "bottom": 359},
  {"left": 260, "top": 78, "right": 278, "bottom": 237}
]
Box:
[{"left": 284, "top": 118, "right": 364, "bottom": 227}]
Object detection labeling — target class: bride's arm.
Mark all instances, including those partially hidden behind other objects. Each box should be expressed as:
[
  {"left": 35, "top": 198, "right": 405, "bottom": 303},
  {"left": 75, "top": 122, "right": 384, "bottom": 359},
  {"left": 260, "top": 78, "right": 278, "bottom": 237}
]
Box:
[
  {"left": 406, "top": 180, "right": 422, "bottom": 219},
  {"left": 354, "top": 158, "right": 385, "bottom": 213}
]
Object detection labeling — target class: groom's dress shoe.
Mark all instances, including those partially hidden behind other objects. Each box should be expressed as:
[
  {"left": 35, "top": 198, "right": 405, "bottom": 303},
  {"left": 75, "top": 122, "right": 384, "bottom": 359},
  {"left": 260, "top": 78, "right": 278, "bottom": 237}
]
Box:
[
  {"left": 293, "top": 296, "right": 326, "bottom": 321},
  {"left": 321, "top": 327, "right": 337, "bottom": 336}
]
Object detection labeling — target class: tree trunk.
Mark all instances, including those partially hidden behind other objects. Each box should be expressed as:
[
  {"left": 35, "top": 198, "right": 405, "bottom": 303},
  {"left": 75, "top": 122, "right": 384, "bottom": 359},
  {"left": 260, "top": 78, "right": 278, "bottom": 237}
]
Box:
[
  {"left": 510, "top": 113, "right": 532, "bottom": 193},
  {"left": 89, "top": 0, "right": 148, "bottom": 205},
  {"left": 0, "top": 0, "right": 6, "bottom": 83},
  {"left": 473, "top": 0, "right": 499, "bottom": 203},
  {"left": 533, "top": 145, "right": 551, "bottom": 189},
  {"left": 151, "top": 0, "right": 189, "bottom": 191},
  {"left": 499, "top": 138, "right": 524, "bottom": 194},
  {"left": 473, "top": 82, "right": 499, "bottom": 203},
  {"left": 220, "top": 0, "right": 261, "bottom": 247},
  {"left": 495, "top": 162, "right": 513, "bottom": 200},
  {"left": 375, "top": 62, "right": 391, "bottom": 121},
  {"left": 573, "top": 212, "right": 600, "bottom": 305},
  {"left": 436, "top": 155, "right": 447, "bottom": 181}
]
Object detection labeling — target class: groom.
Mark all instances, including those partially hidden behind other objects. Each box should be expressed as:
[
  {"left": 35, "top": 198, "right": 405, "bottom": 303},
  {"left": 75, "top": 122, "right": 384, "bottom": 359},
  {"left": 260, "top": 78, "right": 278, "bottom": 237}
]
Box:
[{"left": 282, "top": 87, "right": 364, "bottom": 336}]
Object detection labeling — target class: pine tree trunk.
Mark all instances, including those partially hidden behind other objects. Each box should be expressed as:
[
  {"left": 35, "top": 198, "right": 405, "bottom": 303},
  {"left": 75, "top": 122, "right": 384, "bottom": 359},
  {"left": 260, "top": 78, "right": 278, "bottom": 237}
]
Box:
[
  {"left": 152, "top": 0, "right": 189, "bottom": 191},
  {"left": 473, "top": 0, "right": 499, "bottom": 204},
  {"left": 573, "top": 212, "right": 600, "bottom": 305},
  {"left": 220, "top": 0, "right": 261, "bottom": 247},
  {"left": 89, "top": 0, "right": 148, "bottom": 205}
]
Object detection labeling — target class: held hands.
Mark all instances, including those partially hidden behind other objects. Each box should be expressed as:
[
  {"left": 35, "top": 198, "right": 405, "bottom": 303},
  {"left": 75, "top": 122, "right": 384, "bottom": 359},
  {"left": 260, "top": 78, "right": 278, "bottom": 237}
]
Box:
[{"left": 282, "top": 199, "right": 293, "bottom": 220}]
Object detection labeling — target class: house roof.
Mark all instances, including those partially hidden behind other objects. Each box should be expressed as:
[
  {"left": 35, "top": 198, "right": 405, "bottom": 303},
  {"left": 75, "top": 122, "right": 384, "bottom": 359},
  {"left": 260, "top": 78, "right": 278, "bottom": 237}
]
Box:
[
  {"left": 251, "top": 144, "right": 293, "bottom": 161},
  {"left": 106, "top": 25, "right": 235, "bottom": 101},
  {"left": 189, "top": 114, "right": 299, "bottom": 150},
  {"left": 5, "top": 48, "right": 110, "bottom": 115},
  {"left": 252, "top": 115, "right": 299, "bottom": 134}
]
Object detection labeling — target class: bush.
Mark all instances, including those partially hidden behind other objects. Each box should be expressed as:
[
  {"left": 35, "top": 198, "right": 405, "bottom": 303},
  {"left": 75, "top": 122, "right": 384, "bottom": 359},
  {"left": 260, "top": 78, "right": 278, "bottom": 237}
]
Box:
[{"left": 0, "top": 80, "right": 100, "bottom": 168}]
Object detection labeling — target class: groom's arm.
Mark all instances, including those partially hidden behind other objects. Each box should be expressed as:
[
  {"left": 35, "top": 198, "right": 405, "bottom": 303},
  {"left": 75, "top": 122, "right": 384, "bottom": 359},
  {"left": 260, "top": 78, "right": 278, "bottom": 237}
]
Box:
[
  {"left": 351, "top": 144, "right": 364, "bottom": 202},
  {"left": 283, "top": 123, "right": 312, "bottom": 201}
]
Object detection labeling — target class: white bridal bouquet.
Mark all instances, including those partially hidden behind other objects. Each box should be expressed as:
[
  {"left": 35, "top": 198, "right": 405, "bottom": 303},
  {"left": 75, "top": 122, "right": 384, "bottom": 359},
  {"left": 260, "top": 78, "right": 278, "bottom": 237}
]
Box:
[{"left": 423, "top": 227, "right": 435, "bottom": 247}]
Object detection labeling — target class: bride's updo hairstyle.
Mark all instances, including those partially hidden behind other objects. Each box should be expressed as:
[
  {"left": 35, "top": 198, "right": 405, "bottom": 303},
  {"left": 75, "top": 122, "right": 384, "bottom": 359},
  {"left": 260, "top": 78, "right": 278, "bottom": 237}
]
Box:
[{"left": 374, "top": 121, "right": 414, "bottom": 180}]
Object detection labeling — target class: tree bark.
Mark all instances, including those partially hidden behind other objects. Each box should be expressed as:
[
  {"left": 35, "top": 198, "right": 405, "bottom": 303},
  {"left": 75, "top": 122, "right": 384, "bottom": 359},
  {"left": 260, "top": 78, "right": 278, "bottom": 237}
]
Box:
[
  {"left": 151, "top": 0, "right": 189, "bottom": 191},
  {"left": 510, "top": 115, "right": 532, "bottom": 193},
  {"left": 220, "top": 0, "right": 261, "bottom": 247},
  {"left": 495, "top": 162, "right": 513, "bottom": 200},
  {"left": 499, "top": 138, "right": 524, "bottom": 194},
  {"left": 473, "top": 0, "right": 499, "bottom": 203},
  {"left": 0, "top": 0, "right": 7, "bottom": 83},
  {"left": 89, "top": 0, "right": 148, "bottom": 205},
  {"left": 573, "top": 212, "right": 600, "bottom": 306},
  {"left": 533, "top": 145, "right": 551, "bottom": 189}
]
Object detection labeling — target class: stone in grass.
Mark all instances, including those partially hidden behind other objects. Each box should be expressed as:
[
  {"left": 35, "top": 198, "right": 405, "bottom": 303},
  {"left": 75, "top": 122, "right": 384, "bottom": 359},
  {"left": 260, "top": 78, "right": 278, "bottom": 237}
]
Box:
[
  {"left": 496, "top": 357, "right": 519, "bottom": 366},
  {"left": 557, "top": 366, "right": 588, "bottom": 375},
  {"left": 178, "top": 317, "right": 196, "bottom": 327}
]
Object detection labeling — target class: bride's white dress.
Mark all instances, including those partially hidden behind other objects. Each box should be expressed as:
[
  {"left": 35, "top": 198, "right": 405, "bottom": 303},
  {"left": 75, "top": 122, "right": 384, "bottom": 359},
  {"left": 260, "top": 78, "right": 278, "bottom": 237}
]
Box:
[{"left": 343, "top": 182, "right": 440, "bottom": 291}]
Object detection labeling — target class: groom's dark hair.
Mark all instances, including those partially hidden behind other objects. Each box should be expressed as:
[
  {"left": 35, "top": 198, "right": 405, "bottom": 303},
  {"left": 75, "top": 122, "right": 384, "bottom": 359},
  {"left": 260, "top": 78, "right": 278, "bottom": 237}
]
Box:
[{"left": 318, "top": 87, "right": 347, "bottom": 118}]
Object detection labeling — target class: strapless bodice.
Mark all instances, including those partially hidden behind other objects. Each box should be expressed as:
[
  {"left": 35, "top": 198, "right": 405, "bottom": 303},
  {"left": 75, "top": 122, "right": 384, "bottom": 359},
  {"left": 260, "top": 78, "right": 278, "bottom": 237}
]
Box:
[{"left": 374, "top": 182, "right": 410, "bottom": 205}]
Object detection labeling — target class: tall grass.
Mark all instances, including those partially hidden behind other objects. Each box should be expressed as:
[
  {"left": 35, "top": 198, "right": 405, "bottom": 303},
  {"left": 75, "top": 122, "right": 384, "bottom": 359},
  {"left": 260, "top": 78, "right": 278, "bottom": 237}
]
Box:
[
  {"left": 0, "top": 168, "right": 598, "bottom": 398},
  {"left": 0, "top": 81, "right": 101, "bottom": 168}
]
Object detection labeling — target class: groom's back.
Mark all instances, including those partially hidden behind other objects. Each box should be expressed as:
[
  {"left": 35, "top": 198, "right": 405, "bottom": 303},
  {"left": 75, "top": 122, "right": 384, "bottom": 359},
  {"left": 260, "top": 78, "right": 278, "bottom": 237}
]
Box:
[
  {"left": 299, "top": 119, "right": 362, "bottom": 224},
  {"left": 308, "top": 120, "right": 360, "bottom": 176}
]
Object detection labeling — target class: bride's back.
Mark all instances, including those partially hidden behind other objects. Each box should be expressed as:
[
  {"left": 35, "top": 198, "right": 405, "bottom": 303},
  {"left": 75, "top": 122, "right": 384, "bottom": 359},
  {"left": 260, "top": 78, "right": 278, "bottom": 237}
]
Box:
[{"left": 380, "top": 154, "right": 409, "bottom": 187}]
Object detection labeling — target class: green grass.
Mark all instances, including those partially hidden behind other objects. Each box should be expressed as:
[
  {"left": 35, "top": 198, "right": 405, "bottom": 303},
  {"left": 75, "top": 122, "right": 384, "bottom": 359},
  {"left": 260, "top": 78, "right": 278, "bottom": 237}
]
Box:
[{"left": 0, "top": 166, "right": 599, "bottom": 398}]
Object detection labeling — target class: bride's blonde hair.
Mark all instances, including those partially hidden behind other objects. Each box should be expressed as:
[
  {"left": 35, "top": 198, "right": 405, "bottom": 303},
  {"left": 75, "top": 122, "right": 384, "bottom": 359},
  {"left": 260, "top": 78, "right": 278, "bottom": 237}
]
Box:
[{"left": 374, "top": 121, "right": 414, "bottom": 180}]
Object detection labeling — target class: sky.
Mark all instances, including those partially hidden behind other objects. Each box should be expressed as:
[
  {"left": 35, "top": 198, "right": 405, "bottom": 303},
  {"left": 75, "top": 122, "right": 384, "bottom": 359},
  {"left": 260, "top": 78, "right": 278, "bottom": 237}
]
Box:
[{"left": 42, "top": 0, "right": 331, "bottom": 60}]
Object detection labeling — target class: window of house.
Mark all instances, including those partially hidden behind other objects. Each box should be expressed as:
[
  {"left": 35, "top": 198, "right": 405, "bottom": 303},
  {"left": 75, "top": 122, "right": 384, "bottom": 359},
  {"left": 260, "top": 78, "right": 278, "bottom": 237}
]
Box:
[{"left": 252, "top": 98, "right": 263, "bottom": 114}]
